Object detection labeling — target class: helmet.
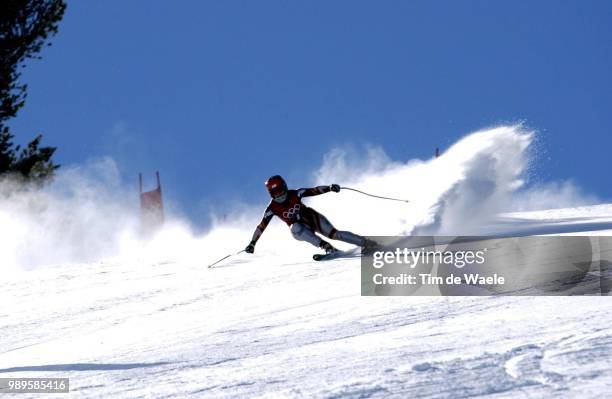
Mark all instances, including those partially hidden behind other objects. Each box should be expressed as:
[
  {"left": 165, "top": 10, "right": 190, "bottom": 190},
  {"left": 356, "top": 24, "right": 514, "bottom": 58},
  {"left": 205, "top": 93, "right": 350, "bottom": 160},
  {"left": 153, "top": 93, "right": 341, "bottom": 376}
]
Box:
[{"left": 265, "top": 175, "right": 288, "bottom": 201}]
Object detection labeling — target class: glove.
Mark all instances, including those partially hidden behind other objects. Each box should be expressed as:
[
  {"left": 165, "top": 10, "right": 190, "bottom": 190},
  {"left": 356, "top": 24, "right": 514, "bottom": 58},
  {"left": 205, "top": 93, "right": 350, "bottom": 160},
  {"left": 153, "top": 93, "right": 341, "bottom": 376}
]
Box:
[
  {"left": 330, "top": 184, "right": 341, "bottom": 193},
  {"left": 245, "top": 242, "right": 256, "bottom": 254}
]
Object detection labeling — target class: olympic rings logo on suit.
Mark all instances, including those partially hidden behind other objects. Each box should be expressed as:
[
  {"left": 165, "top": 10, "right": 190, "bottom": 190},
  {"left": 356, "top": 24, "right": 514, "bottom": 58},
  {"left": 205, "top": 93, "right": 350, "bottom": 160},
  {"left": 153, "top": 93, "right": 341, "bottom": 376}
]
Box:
[{"left": 283, "top": 204, "right": 301, "bottom": 219}]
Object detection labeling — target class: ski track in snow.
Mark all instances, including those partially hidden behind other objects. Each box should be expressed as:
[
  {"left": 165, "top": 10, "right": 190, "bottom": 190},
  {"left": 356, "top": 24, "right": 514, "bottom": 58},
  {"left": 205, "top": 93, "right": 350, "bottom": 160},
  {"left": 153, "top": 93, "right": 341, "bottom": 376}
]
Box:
[{"left": 1, "top": 222, "right": 612, "bottom": 398}]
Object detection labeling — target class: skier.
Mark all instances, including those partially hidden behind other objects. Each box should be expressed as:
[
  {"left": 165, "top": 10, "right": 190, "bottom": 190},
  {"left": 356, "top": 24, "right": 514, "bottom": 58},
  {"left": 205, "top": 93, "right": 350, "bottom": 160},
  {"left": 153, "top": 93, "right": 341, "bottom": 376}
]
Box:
[{"left": 245, "top": 175, "right": 374, "bottom": 256}]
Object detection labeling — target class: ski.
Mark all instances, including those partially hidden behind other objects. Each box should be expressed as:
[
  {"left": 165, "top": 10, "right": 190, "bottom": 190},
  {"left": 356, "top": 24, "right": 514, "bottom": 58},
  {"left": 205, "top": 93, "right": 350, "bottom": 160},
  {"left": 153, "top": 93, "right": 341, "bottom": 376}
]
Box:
[
  {"left": 313, "top": 253, "right": 334, "bottom": 261},
  {"left": 313, "top": 248, "right": 360, "bottom": 261}
]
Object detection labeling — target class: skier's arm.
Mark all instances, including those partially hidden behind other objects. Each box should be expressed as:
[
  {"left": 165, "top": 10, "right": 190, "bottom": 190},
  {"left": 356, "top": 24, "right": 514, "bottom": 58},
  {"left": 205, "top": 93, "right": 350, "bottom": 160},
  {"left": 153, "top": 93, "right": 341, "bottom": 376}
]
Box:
[
  {"left": 297, "top": 184, "right": 340, "bottom": 198},
  {"left": 246, "top": 208, "right": 274, "bottom": 253}
]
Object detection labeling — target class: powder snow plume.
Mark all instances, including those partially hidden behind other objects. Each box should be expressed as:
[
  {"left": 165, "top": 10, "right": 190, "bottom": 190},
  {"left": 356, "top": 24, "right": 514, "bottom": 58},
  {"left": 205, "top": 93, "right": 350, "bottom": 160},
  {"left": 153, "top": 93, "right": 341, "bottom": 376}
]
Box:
[
  {"left": 308, "top": 124, "right": 594, "bottom": 237},
  {"left": 0, "top": 124, "right": 596, "bottom": 270}
]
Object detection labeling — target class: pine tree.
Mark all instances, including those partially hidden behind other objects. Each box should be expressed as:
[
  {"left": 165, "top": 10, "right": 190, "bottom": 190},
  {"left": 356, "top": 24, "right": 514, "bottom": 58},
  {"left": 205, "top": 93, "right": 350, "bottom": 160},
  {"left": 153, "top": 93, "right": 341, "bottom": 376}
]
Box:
[{"left": 0, "top": 0, "right": 66, "bottom": 183}]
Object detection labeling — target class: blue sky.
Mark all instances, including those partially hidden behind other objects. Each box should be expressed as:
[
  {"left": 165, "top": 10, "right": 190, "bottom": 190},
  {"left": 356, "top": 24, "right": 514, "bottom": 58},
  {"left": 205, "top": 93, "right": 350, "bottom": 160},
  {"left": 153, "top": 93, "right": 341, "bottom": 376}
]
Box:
[{"left": 9, "top": 1, "right": 612, "bottom": 225}]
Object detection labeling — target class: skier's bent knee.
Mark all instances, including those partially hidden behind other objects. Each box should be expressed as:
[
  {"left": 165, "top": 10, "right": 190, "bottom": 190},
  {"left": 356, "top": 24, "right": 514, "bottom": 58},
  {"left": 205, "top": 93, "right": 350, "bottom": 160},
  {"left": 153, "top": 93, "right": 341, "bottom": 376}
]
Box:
[{"left": 290, "top": 223, "right": 306, "bottom": 239}]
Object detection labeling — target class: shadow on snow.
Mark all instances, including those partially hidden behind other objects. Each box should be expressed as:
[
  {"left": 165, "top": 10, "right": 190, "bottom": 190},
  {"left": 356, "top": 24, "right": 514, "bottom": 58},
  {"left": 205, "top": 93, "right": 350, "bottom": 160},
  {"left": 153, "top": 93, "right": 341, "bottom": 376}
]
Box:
[{"left": 0, "top": 362, "right": 170, "bottom": 373}]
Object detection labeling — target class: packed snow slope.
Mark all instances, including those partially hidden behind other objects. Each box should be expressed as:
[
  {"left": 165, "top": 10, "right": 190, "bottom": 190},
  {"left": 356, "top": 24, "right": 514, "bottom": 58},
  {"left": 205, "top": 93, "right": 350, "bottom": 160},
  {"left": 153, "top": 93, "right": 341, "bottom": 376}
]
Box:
[
  {"left": 1, "top": 125, "right": 611, "bottom": 397},
  {"left": 1, "top": 213, "right": 611, "bottom": 398}
]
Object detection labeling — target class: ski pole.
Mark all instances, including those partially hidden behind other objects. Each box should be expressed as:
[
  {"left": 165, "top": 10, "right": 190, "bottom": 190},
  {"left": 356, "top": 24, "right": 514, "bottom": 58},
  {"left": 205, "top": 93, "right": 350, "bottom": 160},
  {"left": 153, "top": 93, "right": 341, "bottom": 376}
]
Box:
[
  {"left": 341, "top": 186, "right": 410, "bottom": 203},
  {"left": 207, "top": 250, "right": 245, "bottom": 269}
]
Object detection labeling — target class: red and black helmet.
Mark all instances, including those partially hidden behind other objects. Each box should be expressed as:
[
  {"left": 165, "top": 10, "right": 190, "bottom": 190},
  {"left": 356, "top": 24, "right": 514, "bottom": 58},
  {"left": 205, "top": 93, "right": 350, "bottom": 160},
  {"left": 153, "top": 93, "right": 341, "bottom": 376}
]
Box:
[{"left": 265, "top": 175, "right": 287, "bottom": 199}]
